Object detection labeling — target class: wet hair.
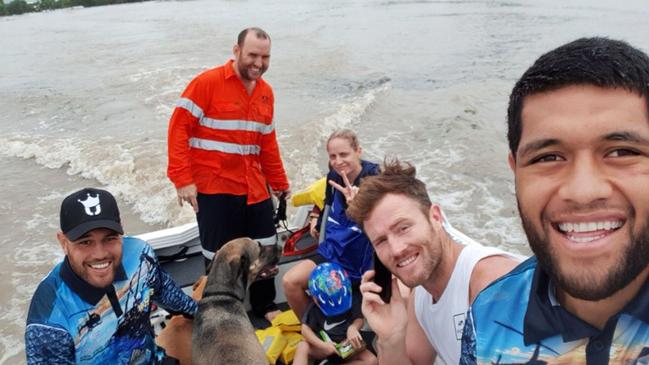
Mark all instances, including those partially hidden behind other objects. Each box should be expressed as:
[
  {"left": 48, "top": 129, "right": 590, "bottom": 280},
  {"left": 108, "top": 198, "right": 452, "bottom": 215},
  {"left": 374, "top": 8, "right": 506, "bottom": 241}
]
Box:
[
  {"left": 507, "top": 37, "right": 649, "bottom": 158},
  {"left": 326, "top": 128, "right": 360, "bottom": 151},
  {"left": 347, "top": 158, "right": 431, "bottom": 229},
  {"left": 237, "top": 27, "right": 271, "bottom": 47}
]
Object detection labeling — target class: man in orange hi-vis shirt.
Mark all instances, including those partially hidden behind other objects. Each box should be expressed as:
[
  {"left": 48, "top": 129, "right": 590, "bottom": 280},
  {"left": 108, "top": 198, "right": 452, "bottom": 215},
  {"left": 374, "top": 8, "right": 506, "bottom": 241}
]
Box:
[{"left": 167, "top": 27, "right": 290, "bottom": 321}]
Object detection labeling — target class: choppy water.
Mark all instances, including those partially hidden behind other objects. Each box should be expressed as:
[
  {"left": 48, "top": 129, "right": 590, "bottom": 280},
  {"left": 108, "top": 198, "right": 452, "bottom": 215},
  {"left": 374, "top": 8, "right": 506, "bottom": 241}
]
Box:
[{"left": 2, "top": 0, "right": 649, "bottom": 362}]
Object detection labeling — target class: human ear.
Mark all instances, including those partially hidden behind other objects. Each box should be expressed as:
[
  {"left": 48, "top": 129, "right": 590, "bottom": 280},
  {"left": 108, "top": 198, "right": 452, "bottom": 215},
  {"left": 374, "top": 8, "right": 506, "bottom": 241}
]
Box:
[
  {"left": 508, "top": 153, "right": 516, "bottom": 172},
  {"left": 57, "top": 232, "right": 69, "bottom": 255},
  {"left": 428, "top": 204, "right": 443, "bottom": 226}
]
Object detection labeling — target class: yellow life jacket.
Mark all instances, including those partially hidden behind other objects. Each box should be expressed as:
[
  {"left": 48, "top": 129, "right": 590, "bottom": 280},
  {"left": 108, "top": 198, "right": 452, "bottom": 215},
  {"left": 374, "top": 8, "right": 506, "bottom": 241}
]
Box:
[{"left": 291, "top": 177, "right": 326, "bottom": 210}]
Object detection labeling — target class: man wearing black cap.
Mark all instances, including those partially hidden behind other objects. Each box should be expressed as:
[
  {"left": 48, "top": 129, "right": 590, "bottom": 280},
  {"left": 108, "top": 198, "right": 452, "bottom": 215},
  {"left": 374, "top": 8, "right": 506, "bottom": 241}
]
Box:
[{"left": 25, "top": 188, "right": 197, "bottom": 365}]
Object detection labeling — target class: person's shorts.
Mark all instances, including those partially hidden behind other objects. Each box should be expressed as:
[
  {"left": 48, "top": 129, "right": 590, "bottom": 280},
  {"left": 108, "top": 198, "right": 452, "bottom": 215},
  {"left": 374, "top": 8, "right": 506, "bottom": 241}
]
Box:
[
  {"left": 309, "top": 252, "right": 328, "bottom": 265},
  {"left": 196, "top": 193, "right": 276, "bottom": 256}
]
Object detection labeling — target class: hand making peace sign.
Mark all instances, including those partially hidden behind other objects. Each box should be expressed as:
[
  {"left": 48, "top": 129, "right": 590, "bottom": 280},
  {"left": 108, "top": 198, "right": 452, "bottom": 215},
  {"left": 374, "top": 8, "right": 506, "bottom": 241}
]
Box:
[{"left": 328, "top": 171, "right": 359, "bottom": 205}]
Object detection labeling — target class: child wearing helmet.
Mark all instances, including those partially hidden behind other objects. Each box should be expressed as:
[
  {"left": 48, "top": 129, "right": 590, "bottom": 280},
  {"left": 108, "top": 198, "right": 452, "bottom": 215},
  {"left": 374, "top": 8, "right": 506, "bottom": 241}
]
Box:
[{"left": 293, "top": 263, "right": 377, "bottom": 365}]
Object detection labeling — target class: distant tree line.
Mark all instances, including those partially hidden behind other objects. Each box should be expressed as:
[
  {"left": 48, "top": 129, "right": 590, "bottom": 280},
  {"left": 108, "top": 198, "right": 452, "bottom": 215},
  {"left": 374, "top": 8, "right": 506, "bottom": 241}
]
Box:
[{"left": 0, "top": 0, "right": 150, "bottom": 16}]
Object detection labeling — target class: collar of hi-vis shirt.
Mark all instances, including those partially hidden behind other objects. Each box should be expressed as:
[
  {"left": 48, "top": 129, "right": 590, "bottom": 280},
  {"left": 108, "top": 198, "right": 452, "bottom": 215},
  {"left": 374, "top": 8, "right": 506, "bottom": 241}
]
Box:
[
  {"left": 60, "top": 256, "right": 127, "bottom": 316},
  {"left": 523, "top": 262, "right": 649, "bottom": 345},
  {"left": 224, "top": 59, "right": 267, "bottom": 86},
  {"left": 224, "top": 59, "right": 237, "bottom": 80}
]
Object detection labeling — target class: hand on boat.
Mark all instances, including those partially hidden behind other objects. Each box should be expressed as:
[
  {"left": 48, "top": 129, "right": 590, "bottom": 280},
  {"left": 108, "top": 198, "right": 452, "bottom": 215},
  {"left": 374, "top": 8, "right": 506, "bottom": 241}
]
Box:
[
  {"left": 309, "top": 217, "right": 319, "bottom": 239},
  {"left": 329, "top": 171, "right": 359, "bottom": 205},
  {"left": 176, "top": 184, "right": 198, "bottom": 213},
  {"left": 359, "top": 270, "right": 408, "bottom": 344}
]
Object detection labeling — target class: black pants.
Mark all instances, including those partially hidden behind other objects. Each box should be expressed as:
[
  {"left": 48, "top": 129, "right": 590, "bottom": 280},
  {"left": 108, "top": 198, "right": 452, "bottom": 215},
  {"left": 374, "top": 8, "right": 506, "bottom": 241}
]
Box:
[{"left": 196, "top": 193, "right": 278, "bottom": 316}]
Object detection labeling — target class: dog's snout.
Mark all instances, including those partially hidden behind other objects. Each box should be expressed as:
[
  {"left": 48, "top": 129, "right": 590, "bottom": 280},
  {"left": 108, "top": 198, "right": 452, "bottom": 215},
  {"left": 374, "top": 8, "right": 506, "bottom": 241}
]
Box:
[
  {"left": 253, "top": 244, "right": 280, "bottom": 282},
  {"left": 270, "top": 249, "right": 279, "bottom": 265},
  {"left": 259, "top": 243, "right": 280, "bottom": 265}
]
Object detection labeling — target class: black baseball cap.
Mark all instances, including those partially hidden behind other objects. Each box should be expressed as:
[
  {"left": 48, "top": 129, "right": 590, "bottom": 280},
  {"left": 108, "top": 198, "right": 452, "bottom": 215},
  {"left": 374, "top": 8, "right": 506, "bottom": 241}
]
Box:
[{"left": 60, "top": 188, "right": 124, "bottom": 241}]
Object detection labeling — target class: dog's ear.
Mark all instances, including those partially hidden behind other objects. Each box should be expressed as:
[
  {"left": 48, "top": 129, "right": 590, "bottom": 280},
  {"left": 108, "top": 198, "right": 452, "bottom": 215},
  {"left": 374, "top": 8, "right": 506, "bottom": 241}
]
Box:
[
  {"left": 239, "top": 250, "right": 250, "bottom": 290},
  {"left": 206, "top": 257, "right": 214, "bottom": 275},
  {"left": 227, "top": 255, "right": 240, "bottom": 286}
]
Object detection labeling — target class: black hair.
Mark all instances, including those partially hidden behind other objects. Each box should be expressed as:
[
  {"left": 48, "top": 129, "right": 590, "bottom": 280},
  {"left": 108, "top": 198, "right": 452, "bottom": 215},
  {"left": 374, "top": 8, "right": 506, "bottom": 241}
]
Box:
[{"left": 507, "top": 37, "right": 649, "bottom": 158}]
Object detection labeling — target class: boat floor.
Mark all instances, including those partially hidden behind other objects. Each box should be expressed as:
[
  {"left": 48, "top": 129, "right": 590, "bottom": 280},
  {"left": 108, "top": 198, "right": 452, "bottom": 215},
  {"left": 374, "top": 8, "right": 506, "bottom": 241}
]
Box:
[
  {"left": 157, "top": 243, "right": 311, "bottom": 329},
  {"left": 158, "top": 251, "right": 376, "bottom": 354}
]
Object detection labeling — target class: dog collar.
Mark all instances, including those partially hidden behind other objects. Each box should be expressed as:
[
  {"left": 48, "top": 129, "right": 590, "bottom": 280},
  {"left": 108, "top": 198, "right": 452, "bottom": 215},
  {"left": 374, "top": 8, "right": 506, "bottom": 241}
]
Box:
[{"left": 202, "top": 291, "right": 244, "bottom": 302}]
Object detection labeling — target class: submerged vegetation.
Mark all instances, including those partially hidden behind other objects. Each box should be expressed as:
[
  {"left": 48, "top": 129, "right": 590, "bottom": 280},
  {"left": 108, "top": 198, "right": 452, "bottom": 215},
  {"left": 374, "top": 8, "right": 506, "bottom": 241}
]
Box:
[{"left": 0, "top": 0, "right": 150, "bottom": 16}]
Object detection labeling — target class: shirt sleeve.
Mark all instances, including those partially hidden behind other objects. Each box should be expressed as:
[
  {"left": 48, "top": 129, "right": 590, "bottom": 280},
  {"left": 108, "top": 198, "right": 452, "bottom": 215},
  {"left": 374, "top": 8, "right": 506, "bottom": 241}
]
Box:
[
  {"left": 259, "top": 92, "right": 289, "bottom": 192},
  {"left": 259, "top": 129, "right": 289, "bottom": 191},
  {"left": 302, "top": 302, "right": 321, "bottom": 334},
  {"left": 25, "top": 324, "right": 75, "bottom": 365},
  {"left": 459, "top": 309, "right": 478, "bottom": 365},
  {"left": 145, "top": 246, "right": 198, "bottom": 317},
  {"left": 167, "top": 74, "right": 210, "bottom": 188}
]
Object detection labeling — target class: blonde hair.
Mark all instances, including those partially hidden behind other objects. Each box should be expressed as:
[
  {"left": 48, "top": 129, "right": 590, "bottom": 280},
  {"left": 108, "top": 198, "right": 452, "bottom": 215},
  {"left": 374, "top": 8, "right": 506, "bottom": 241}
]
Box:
[{"left": 326, "top": 129, "right": 360, "bottom": 151}]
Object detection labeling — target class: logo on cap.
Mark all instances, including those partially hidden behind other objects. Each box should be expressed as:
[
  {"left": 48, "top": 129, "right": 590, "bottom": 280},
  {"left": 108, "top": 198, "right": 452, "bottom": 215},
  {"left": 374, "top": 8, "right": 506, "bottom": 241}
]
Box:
[
  {"left": 78, "top": 193, "right": 102, "bottom": 216},
  {"left": 60, "top": 188, "right": 124, "bottom": 241}
]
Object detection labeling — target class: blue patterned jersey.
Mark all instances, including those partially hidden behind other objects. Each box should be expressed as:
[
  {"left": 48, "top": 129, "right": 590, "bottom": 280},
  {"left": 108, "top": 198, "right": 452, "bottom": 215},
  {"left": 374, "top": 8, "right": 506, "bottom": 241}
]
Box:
[
  {"left": 460, "top": 257, "right": 649, "bottom": 365},
  {"left": 25, "top": 237, "right": 197, "bottom": 365}
]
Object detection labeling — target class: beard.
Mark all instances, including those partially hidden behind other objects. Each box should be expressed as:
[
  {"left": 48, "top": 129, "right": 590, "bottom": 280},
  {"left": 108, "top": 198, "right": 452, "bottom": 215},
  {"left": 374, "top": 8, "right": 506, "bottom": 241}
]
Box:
[
  {"left": 395, "top": 224, "right": 443, "bottom": 289},
  {"left": 236, "top": 59, "right": 265, "bottom": 82},
  {"left": 73, "top": 254, "right": 121, "bottom": 289},
  {"left": 519, "top": 203, "right": 649, "bottom": 301}
]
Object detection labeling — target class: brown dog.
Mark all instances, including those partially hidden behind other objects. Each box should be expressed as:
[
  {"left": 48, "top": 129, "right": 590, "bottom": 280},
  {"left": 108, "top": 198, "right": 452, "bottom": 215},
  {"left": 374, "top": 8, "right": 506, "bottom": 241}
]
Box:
[{"left": 192, "top": 237, "right": 279, "bottom": 365}]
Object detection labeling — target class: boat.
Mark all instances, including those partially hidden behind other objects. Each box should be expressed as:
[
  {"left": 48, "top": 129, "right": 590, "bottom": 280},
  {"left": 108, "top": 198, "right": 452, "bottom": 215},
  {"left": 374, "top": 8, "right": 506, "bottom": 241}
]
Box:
[
  {"left": 141, "top": 188, "right": 505, "bottom": 329},
  {"left": 142, "top": 201, "right": 319, "bottom": 332},
  {"left": 141, "top": 184, "right": 525, "bottom": 364}
]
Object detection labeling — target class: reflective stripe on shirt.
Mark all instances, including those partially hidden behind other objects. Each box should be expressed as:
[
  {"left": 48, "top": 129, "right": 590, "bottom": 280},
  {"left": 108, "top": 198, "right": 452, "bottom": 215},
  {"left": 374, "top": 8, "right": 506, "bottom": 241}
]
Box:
[
  {"left": 177, "top": 97, "right": 204, "bottom": 119},
  {"left": 200, "top": 118, "right": 274, "bottom": 134},
  {"left": 177, "top": 97, "right": 274, "bottom": 134},
  {"left": 189, "top": 138, "right": 261, "bottom": 155}
]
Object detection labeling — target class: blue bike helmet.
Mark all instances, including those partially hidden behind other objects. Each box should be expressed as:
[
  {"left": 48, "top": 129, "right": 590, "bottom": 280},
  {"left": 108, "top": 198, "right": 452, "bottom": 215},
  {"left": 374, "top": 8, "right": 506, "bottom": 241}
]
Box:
[{"left": 308, "top": 262, "right": 352, "bottom": 317}]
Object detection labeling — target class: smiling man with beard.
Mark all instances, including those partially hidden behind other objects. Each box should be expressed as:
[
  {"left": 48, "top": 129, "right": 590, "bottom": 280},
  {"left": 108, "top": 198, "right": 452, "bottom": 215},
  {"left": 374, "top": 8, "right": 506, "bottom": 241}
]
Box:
[
  {"left": 25, "top": 188, "right": 197, "bottom": 364},
  {"left": 346, "top": 160, "right": 521, "bottom": 365},
  {"left": 167, "top": 27, "right": 290, "bottom": 321},
  {"left": 460, "top": 37, "right": 649, "bottom": 365}
]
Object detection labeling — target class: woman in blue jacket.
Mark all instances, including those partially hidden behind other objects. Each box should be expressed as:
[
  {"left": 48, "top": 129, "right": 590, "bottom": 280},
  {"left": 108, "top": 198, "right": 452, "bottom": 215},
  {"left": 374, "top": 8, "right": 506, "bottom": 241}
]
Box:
[{"left": 283, "top": 129, "right": 380, "bottom": 319}]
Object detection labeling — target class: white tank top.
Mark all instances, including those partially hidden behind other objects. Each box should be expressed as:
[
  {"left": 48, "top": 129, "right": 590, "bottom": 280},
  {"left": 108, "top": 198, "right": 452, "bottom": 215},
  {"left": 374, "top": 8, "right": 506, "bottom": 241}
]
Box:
[{"left": 413, "top": 242, "right": 516, "bottom": 365}]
